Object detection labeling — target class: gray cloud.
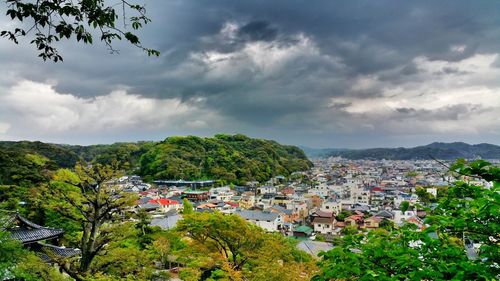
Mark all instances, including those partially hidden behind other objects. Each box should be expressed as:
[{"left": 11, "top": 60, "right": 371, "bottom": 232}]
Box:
[
  {"left": 237, "top": 20, "right": 278, "bottom": 42},
  {"left": 1, "top": 0, "right": 500, "bottom": 147}
]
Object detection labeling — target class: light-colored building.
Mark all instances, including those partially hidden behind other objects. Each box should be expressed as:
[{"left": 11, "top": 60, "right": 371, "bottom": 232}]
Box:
[
  {"left": 320, "top": 199, "right": 342, "bottom": 215},
  {"left": 235, "top": 210, "right": 283, "bottom": 232}
]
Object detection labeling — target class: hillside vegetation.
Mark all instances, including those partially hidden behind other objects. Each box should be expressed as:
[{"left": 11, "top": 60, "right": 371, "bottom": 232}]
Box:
[
  {"left": 0, "top": 135, "right": 311, "bottom": 185},
  {"left": 139, "top": 134, "right": 312, "bottom": 184}
]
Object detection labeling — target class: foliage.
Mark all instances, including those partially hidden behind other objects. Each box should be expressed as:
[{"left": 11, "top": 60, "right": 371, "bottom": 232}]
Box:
[
  {"left": 335, "top": 210, "right": 351, "bottom": 221},
  {"left": 405, "top": 171, "right": 418, "bottom": 177},
  {"left": 0, "top": 229, "right": 25, "bottom": 279},
  {"left": 415, "top": 186, "right": 434, "bottom": 204},
  {"left": 0, "top": 135, "right": 310, "bottom": 185},
  {"left": 182, "top": 198, "right": 194, "bottom": 215},
  {"left": 139, "top": 134, "right": 312, "bottom": 184},
  {"left": 1, "top": 0, "right": 159, "bottom": 62},
  {"left": 176, "top": 211, "right": 316, "bottom": 280},
  {"left": 399, "top": 201, "right": 410, "bottom": 213},
  {"left": 47, "top": 163, "right": 138, "bottom": 280},
  {"left": 315, "top": 159, "right": 500, "bottom": 280},
  {"left": 0, "top": 226, "right": 68, "bottom": 280}
]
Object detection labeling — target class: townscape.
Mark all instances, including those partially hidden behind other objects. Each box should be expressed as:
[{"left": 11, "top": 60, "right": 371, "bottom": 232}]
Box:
[
  {"left": 2, "top": 1, "right": 500, "bottom": 280},
  {"left": 117, "top": 157, "right": 493, "bottom": 255},
  {"left": 1, "top": 142, "right": 499, "bottom": 280}
]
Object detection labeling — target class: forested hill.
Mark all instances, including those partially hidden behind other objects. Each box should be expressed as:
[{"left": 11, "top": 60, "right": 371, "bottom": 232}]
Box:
[
  {"left": 139, "top": 134, "right": 312, "bottom": 184},
  {"left": 0, "top": 134, "right": 311, "bottom": 186},
  {"left": 308, "top": 142, "right": 500, "bottom": 160}
]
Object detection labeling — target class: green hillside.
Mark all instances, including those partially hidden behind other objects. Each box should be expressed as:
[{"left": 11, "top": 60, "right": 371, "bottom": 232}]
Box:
[
  {"left": 0, "top": 135, "right": 311, "bottom": 185},
  {"left": 139, "top": 134, "right": 312, "bottom": 184}
]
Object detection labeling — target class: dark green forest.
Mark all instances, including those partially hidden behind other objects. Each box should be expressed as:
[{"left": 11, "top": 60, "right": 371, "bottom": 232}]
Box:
[{"left": 0, "top": 134, "right": 312, "bottom": 186}]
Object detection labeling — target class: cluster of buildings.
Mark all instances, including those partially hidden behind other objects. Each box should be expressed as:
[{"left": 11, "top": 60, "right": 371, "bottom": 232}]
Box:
[
  {"left": 127, "top": 157, "right": 477, "bottom": 241},
  {"left": 5, "top": 157, "right": 493, "bottom": 267}
]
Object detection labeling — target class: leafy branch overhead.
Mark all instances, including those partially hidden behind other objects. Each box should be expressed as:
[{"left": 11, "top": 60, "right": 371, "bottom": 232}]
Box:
[{"left": 1, "top": 0, "right": 160, "bottom": 62}]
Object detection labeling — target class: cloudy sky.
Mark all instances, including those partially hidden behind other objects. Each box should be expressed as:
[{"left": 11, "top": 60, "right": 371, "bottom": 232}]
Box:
[{"left": 1, "top": 0, "right": 500, "bottom": 148}]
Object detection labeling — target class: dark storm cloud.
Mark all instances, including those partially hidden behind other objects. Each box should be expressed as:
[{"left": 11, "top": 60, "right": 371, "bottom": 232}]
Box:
[
  {"left": 1, "top": 0, "right": 500, "bottom": 147},
  {"left": 237, "top": 21, "right": 278, "bottom": 42}
]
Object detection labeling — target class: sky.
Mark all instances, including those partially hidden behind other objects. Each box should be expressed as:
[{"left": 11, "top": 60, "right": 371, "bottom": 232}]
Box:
[{"left": 1, "top": 0, "right": 500, "bottom": 148}]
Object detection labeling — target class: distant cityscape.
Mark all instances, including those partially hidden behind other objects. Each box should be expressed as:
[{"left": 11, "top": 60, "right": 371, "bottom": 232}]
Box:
[{"left": 112, "top": 156, "right": 496, "bottom": 256}]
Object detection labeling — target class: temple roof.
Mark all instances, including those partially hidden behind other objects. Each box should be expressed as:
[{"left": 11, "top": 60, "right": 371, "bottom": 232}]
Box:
[
  {"left": 7, "top": 214, "right": 64, "bottom": 245},
  {"left": 35, "top": 243, "right": 81, "bottom": 263}
]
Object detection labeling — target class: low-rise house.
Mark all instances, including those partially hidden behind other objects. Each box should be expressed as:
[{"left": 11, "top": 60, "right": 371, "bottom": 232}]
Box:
[
  {"left": 235, "top": 209, "right": 283, "bottom": 232},
  {"left": 363, "top": 216, "right": 382, "bottom": 229},
  {"left": 273, "top": 195, "right": 292, "bottom": 207},
  {"left": 405, "top": 216, "right": 426, "bottom": 230},
  {"left": 311, "top": 211, "right": 336, "bottom": 235},
  {"left": 375, "top": 210, "right": 394, "bottom": 220},
  {"left": 239, "top": 192, "right": 256, "bottom": 209},
  {"left": 344, "top": 214, "right": 364, "bottom": 228},
  {"left": 196, "top": 203, "right": 218, "bottom": 211},
  {"left": 257, "top": 186, "right": 277, "bottom": 195},
  {"left": 267, "top": 205, "right": 295, "bottom": 222},
  {"left": 209, "top": 186, "right": 236, "bottom": 201},
  {"left": 320, "top": 199, "right": 342, "bottom": 214},
  {"left": 393, "top": 208, "right": 417, "bottom": 225},
  {"left": 148, "top": 198, "right": 182, "bottom": 212},
  {"left": 281, "top": 187, "right": 295, "bottom": 197},
  {"left": 139, "top": 202, "right": 160, "bottom": 212},
  {"left": 150, "top": 210, "right": 181, "bottom": 230}
]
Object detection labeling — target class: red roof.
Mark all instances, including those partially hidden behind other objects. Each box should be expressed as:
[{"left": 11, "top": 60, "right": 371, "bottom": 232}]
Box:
[
  {"left": 346, "top": 215, "right": 364, "bottom": 222},
  {"left": 224, "top": 201, "right": 239, "bottom": 207},
  {"left": 281, "top": 187, "right": 295, "bottom": 194},
  {"left": 148, "top": 198, "right": 179, "bottom": 206}
]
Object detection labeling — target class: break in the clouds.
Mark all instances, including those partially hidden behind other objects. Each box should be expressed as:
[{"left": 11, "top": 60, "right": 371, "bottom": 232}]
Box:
[{"left": 0, "top": 0, "right": 500, "bottom": 147}]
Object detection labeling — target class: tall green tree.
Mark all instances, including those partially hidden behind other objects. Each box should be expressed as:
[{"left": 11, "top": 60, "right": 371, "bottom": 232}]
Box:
[{"left": 48, "top": 163, "right": 137, "bottom": 280}]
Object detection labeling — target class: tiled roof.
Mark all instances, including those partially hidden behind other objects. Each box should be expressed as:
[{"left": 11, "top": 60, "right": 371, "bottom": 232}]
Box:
[
  {"left": 236, "top": 210, "right": 279, "bottom": 221},
  {"left": 35, "top": 243, "right": 81, "bottom": 262},
  {"left": 151, "top": 212, "right": 181, "bottom": 230},
  {"left": 140, "top": 202, "right": 160, "bottom": 210},
  {"left": 312, "top": 217, "right": 334, "bottom": 224},
  {"left": 312, "top": 211, "right": 334, "bottom": 218},
  {"left": 8, "top": 214, "right": 64, "bottom": 245},
  {"left": 268, "top": 205, "right": 293, "bottom": 215},
  {"left": 10, "top": 228, "right": 63, "bottom": 244}
]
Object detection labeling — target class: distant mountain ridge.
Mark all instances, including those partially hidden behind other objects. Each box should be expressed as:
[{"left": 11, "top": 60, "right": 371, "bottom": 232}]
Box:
[{"left": 303, "top": 142, "right": 500, "bottom": 160}]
